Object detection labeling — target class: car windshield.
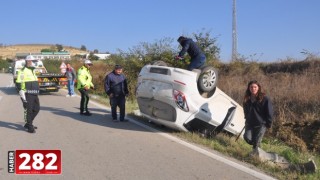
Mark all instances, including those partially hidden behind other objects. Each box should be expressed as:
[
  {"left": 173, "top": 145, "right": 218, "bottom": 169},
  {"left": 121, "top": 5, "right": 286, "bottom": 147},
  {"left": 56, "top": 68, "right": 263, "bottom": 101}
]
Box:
[{"left": 31, "top": 60, "right": 43, "bottom": 67}]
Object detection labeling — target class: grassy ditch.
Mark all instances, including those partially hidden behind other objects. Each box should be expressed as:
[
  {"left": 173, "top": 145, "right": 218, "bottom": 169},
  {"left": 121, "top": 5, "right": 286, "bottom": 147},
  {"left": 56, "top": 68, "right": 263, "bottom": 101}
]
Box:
[
  {"left": 87, "top": 92, "right": 319, "bottom": 180},
  {"left": 47, "top": 58, "right": 320, "bottom": 179}
]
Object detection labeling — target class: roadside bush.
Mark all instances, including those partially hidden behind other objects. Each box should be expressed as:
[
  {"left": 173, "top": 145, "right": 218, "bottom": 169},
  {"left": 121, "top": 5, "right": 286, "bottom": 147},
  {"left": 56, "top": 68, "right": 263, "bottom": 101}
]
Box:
[
  {"left": 218, "top": 58, "right": 320, "bottom": 153},
  {"left": 0, "top": 59, "right": 11, "bottom": 72},
  {"left": 42, "top": 59, "right": 65, "bottom": 73}
]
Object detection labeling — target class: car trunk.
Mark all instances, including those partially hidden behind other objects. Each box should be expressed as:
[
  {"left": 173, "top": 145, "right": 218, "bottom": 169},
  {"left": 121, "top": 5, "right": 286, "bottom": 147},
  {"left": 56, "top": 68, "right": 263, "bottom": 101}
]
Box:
[{"left": 136, "top": 79, "right": 176, "bottom": 122}]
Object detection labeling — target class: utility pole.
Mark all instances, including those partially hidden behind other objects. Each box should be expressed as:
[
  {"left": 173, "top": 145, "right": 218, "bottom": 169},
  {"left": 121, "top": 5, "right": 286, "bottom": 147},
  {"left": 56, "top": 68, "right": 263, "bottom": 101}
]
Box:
[{"left": 232, "top": 0, "right": 238, "bottom": 61}]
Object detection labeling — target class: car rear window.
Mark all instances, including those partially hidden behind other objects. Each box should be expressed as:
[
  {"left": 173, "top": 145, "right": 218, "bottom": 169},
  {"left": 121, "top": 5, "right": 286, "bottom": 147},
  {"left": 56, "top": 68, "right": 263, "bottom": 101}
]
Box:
[{"left": 149, "top": 67, "right": 169, "bottom": 75}]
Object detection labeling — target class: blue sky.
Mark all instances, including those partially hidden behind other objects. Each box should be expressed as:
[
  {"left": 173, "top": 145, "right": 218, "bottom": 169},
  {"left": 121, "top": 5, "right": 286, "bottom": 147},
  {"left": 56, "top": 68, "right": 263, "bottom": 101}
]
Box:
[{"left": 1, "top": 0, "right": 319, "bottom": 62}]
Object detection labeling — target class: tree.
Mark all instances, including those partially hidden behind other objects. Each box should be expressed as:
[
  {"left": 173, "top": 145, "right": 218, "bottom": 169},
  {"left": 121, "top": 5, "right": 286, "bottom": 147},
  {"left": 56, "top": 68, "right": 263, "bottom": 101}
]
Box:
[
  {"left": 56, "top": 44, "right": 63, "bottom": 52},
  {"left": 192, "top": 29, "right": 221, "bottom": 63},
  {"left": 128, "top": 37, "right": 176, "bottom": 64},
  {"left": 80, "top": 45, "right": 87, "bottom": 51},
  {"left": 41, "top": 49, "right": 52, "bottom": 52},
  {"left": 50, "top": 45, "right": 56, "bottom": 52},
  {"left": 88, "top": 52, "right": 99, "bottom": 61}
]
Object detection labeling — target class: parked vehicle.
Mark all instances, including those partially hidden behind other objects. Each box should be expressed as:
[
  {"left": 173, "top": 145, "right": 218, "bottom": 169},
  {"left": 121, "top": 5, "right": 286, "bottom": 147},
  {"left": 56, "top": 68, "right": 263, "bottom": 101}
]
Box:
[
  {"left": 12, "top": 59, "right": 67, "bottom": 92},
  {"left": 136, "top": 62, "right": 245, "bottom": 137}
]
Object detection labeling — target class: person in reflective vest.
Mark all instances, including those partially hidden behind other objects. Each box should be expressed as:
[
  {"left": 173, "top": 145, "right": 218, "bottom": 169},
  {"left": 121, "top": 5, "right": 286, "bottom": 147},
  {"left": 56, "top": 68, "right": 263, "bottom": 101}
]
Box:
[
  {"left": 77, "top": 59, "right": 94, "bottom": 116},
  {"left": 16, "top": 55, "right": 40, "bottom": 133}
]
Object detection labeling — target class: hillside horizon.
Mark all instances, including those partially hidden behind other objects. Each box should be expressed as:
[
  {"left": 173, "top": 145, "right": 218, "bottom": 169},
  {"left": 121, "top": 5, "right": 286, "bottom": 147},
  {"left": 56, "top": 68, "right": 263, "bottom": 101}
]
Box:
[{"left": 0, "top": 44, "right": 89, "bottom": 59}]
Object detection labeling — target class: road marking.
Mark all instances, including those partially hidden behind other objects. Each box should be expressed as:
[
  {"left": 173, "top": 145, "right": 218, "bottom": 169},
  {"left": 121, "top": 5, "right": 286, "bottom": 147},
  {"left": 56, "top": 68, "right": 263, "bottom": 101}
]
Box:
[
  {"left": 87, "top": 99, "right": 276, "bottom": 180},
  {"left": 7, "top": 77, "right": 15, "bottom": 88}
]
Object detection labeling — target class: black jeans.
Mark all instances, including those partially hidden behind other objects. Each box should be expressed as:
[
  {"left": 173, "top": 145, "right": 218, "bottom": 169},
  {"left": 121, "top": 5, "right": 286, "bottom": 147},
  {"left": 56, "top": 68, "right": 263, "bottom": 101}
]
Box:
[
  {"left": 110, "top": 95, "right": 126, "bottom": 121},
  {"left": 244, "top": 124, "right": 267, "bottom": 149},
  {"left": 79, "top": 89, "right": 89, "bottom": 113},
  {"left": 24, "top": 94, "right": 40, "bottom": 127}
]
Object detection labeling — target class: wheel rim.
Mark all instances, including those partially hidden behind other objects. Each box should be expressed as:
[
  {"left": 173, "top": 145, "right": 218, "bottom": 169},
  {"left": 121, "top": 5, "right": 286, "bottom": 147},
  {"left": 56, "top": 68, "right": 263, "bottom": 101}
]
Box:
[{"left": 202, "top": 69, "right": 217, "bottom": 89}]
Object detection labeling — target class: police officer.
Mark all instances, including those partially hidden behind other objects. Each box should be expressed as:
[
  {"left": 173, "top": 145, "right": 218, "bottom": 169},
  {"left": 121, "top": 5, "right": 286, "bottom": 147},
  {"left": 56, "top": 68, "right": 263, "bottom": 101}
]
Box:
[
  {"left": 16, "top": 55, "right": 40, "bottom": 133},
  {"left": 77, "top": 59, "right": 94, "bottom": 116},
  {"left": 104, "top": 65, "right": 129, "bottom": 122}
]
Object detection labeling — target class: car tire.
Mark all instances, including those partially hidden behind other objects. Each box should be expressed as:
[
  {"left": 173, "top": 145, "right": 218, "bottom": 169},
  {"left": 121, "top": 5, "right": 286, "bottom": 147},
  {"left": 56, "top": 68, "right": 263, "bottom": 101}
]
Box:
[
  {"left": 151, "top": 60, "right": 168, "bottom": 66},
  {"left": 197, "top": 66, "right": 218, "bottom": 92}
]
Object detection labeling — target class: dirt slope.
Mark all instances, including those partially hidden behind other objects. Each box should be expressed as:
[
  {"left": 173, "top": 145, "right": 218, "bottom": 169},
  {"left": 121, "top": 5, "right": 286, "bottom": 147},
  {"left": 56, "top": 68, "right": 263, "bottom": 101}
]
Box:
[{"left": 0, "top": 44, "right": 88, "bottom": 59}]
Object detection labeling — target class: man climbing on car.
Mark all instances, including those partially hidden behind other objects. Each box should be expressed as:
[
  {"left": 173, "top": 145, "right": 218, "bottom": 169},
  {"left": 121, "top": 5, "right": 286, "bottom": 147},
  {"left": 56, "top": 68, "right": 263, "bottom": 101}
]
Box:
[{"left": 175, "top": 36, "right": 206, "bottom": 71}]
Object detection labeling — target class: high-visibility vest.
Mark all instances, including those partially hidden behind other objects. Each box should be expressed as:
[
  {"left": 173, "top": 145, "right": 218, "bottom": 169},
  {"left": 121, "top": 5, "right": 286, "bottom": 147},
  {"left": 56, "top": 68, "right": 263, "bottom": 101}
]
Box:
[
  {"left": 16, "top": 67, "right": 39, "bottom": 94},
  {"left": 77, "top": 66, "right": 93, "bottom": 89}
]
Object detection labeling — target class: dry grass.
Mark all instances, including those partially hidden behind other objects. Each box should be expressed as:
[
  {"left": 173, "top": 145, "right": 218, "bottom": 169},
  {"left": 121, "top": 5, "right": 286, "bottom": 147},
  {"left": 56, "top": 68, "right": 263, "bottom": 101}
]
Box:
[
  {"left": 0, "top": 44, "right": 88, "bottom": 59},
  {"left": 218, "top": 59, "right": 320, "bottom": 153},
  {"left": 44, "top": 58, "right": 320, "bottom": 153},
  {"left": 174, "top": 132, "right": 320, "bottom": 180},
  {"left": 63, "top": 57, "right": 320, "bottom": 179}
]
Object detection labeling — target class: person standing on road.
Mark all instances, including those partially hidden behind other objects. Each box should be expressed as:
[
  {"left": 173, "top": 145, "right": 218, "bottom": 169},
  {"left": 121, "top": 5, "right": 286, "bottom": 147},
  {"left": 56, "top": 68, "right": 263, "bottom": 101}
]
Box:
[
  {"left": 104, "top": 65, "right": 129, "bottom": 122},
  {"left": 65, "top": 63, "right": 77, "bottom": 97},
  {"left": 60, "top": 61, "right": 67, "bottom": 74},
  {"left": 77, "top": 59, "right": 94, "bottom": 116},
  {"left": 175, "top": 36, "right": 206, "bottom": 71},
  {"left": 243, "top": 80, "right": 273, "bottom": 154},
  {"left": 16, "top": 55, "right": 40, "bottom": 133}
]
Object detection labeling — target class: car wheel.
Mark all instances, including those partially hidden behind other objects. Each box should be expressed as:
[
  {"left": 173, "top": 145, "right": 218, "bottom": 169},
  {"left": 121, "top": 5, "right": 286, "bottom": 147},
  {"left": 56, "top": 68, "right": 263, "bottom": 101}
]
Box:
[
  {"left": 198, "top": 66, "right": 218, "bottom": 92},
  {"left": 151, "top": 60, "right": 168, "bottom": 66}
]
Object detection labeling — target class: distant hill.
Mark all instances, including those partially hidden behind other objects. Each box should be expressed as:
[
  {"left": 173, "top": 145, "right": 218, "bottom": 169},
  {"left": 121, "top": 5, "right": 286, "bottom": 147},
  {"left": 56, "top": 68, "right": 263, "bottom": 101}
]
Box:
[{"left": 0, "top": 44, "right": 89, "bottom": 59}]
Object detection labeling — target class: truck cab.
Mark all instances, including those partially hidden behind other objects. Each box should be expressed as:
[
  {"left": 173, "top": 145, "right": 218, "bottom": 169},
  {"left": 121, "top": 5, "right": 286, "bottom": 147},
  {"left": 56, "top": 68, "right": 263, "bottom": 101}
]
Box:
[{"left": 13, "top": 59, "right": 67, "bottom": 92}]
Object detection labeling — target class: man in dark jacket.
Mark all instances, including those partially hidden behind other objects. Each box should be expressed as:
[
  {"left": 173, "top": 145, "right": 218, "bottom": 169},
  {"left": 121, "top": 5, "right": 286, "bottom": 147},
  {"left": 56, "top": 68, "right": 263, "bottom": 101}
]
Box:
[
  {"left": 104, "top": 65, "right": 129, "bottom": 122},
  {"left": 175, "top": 36, "right": 206, "bottom": 71}
]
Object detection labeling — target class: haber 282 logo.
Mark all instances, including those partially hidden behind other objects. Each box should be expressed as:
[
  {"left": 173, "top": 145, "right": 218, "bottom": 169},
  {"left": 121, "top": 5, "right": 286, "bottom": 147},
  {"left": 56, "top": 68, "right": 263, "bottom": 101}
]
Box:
[{"left": 8, "top": 150, "right": 61, "bottom": 174}]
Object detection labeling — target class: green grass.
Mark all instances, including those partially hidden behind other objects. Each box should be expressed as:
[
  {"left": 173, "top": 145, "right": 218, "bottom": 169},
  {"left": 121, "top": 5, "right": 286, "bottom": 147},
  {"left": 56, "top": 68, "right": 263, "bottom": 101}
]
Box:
[
  {"left": 85, "top": 91, "right": 320, "bottom": 180},
  {"left": 44, "top": 87, "right": 319, "bottom": 179},
  {"left": 174, "top": 132, "right": 320, "bottom": 180}
]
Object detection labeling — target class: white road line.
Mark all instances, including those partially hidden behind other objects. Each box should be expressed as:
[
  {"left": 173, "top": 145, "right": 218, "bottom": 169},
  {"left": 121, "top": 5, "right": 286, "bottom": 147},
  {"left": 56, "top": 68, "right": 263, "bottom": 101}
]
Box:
[
  {"left": 6, "top": 77, "right": 14, "bottom": 88},
  {"left": 88, "top": 99, "right": 276, "bottom": 180},
  {"left": 9, "top": 77, "right": 15, "bottom": 87}
]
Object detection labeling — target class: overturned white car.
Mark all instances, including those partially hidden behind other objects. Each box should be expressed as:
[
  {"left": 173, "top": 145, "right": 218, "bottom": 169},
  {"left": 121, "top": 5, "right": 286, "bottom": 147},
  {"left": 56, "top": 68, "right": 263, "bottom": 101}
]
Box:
[{"left": 136, "top": 62, "right": 245, "bottom": 137}]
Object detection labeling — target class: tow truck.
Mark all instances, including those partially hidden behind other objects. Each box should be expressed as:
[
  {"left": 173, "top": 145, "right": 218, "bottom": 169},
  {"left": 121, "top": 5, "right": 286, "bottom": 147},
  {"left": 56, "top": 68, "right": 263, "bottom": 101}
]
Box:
[{"left": 12, "top": 59, "right": 67, "bottom": 92}]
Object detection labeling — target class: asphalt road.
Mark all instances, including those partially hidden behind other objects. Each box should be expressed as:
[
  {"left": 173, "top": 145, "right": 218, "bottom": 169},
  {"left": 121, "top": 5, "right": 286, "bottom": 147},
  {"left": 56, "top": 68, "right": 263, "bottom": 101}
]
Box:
[{"left": 0, "top": 73, "right": 275, "bottom": 180}]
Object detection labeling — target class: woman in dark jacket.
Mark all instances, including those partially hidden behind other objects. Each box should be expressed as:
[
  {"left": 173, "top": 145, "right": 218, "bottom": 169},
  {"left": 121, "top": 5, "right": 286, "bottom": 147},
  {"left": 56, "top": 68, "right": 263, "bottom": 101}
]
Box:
[{"left": 243, "top": 80, "right": 273, "bottom": 152}]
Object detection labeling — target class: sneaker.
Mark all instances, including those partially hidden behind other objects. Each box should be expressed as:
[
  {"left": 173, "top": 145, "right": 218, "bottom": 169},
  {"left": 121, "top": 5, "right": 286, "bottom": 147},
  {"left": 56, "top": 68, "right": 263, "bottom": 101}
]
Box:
[
  {"left": 24, "top": 124, "right": 37, "bottom": 129},
  {"left": 249, "top": 148, "right": 259, "bottom": 157},
  {"left": 83, "top": 111, "right": 92, "bottom": 116},
  {"left": 301, "top": 160, "right": 317, "bottom": 173},
  {"left": 71, "top": 94, "right": 76, "bottom": 97},
  {"left": 27, "top": 128, "right": 36, "bottom": 133},
  {"left": 66, "top": 95, "right": 71, "bottom": 97},
  {"left": 120, "top": 119, "right": 129, "bottom": 122}
]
